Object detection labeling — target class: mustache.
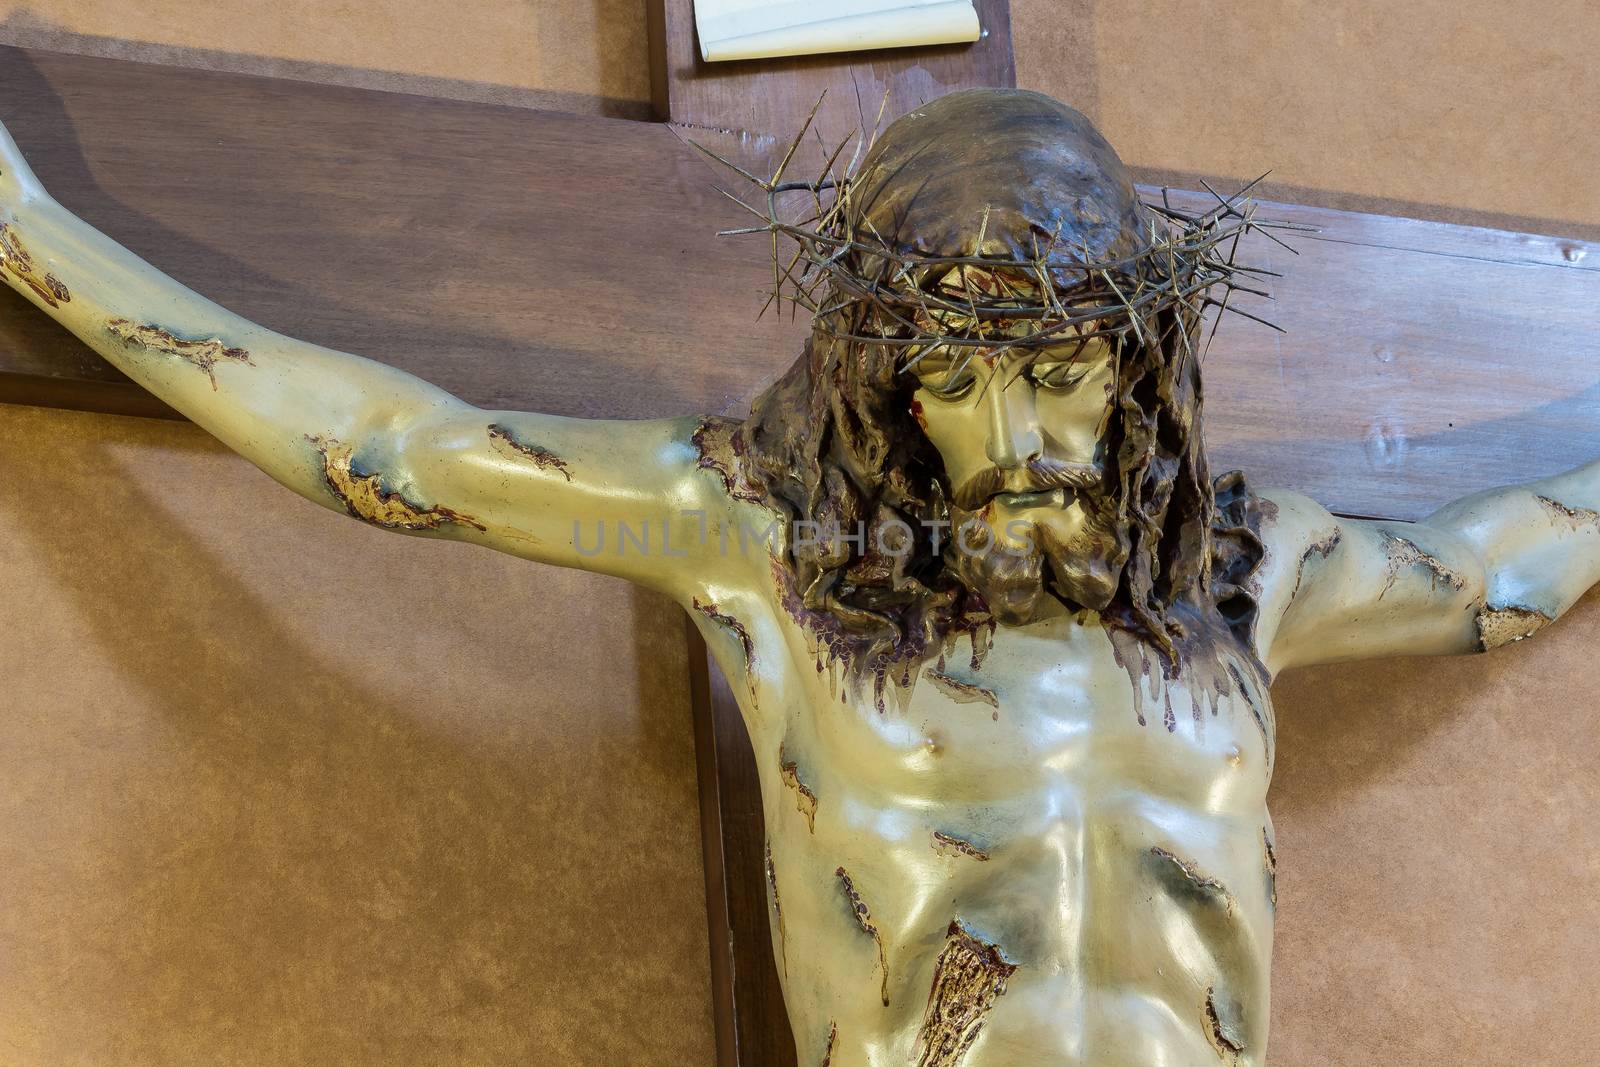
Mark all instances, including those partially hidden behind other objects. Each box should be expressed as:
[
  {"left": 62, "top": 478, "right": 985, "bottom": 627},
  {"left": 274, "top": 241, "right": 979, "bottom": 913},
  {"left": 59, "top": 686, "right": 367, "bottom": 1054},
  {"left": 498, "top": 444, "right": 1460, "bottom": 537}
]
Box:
[{"left": 953, "top": 458, "right": 1103, "bottom": 511}]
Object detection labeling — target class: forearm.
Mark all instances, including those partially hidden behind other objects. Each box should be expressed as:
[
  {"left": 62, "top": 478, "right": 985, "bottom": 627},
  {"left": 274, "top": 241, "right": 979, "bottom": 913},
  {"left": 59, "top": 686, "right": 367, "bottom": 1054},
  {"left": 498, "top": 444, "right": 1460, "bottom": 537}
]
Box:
[
  {"left": 1424, "top": 459, "right": 1600, "bottom": 647},
  {"left": 0, "top": 124, "right": 461, "bottom": 508}
]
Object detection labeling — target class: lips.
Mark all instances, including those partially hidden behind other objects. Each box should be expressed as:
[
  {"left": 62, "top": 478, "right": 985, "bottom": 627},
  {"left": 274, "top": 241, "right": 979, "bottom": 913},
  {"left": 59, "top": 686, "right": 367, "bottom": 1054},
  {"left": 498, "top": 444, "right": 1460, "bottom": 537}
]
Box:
[{"left": 995, "top": 488, "right": 1068, "bottom": 509}]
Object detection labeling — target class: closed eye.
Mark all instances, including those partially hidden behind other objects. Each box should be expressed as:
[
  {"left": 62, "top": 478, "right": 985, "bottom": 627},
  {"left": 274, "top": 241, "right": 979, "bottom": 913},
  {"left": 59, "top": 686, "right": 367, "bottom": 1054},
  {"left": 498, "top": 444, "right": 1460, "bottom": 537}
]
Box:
[
  {"left": 923, "top": 368, "right": 977, "bottom": 401},
  {"left": 1028, "top": 361, "right": 1092, "bottom": 390},
  {"left": 912, "top": 349, "right": 978, "bottom": 400}
]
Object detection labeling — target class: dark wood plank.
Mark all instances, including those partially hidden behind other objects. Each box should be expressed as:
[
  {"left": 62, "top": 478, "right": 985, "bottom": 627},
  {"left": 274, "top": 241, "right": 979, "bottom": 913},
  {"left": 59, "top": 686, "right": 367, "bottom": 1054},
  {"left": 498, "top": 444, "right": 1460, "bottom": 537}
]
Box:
[
  {"left": 1155, "top": 187, "right": 1600, "bottom": 521},
  {"left": 683, "top": 621, "right": 740, "bottom": 1067},
  {"left": 0, "top": 45, "right": 809, "bottom": 423},
  {"left": 696, "top": 640, "right": 797, "bottom": 1066}
]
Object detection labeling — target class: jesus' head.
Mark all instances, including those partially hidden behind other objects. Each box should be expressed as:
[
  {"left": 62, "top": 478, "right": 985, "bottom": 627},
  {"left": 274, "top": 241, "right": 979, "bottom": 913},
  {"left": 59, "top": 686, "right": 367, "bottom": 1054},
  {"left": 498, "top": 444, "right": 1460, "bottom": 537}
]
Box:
[{"left": 740, "top": 88, "right": 1259, "bottom": 666}]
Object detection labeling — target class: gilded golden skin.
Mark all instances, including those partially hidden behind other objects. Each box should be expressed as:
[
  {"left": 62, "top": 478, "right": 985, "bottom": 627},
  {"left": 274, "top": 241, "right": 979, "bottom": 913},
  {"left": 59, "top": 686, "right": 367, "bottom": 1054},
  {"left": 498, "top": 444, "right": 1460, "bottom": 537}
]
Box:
[
  {"left": 3, "top": 97, "right": 1598, "bottom": 1066},
  {"left": 910, "top": 336, "right": 1117, "bottom": 487},
  {"left": 908, "top": 314, "right": 1121, "bottom": 623}
]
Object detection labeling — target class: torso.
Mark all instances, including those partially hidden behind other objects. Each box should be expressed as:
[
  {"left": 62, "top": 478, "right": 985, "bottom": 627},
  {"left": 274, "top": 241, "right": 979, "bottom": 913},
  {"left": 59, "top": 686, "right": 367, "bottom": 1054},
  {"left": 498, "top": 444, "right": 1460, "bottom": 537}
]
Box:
[{"left": 696, "top": 595, "right": 1278, "bottom": 1067}]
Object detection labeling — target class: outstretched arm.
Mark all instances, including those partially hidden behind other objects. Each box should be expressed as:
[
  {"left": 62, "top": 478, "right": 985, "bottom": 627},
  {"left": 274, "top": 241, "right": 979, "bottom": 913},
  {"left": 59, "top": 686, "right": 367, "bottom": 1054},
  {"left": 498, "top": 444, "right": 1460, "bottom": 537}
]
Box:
[
  {"left": 1254, "top": 460, "right": 1600, "bottom": 674},
  {"left": 0, "top": 120, "right": 731, "bottom": 596}
]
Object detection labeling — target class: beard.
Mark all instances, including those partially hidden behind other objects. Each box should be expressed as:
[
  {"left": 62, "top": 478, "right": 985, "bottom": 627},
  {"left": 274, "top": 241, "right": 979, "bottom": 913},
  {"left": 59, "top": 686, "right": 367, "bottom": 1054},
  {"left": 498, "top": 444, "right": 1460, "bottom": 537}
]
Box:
[{"left": 946, "top": 491, "right": 1130, "bottom": 625}]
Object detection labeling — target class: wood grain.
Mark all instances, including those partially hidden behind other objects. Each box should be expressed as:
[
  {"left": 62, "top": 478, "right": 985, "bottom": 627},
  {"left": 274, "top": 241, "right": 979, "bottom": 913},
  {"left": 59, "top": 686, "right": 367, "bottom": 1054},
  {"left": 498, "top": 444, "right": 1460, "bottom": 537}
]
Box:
[{"left": 0, "top": 46, "right": 801, "bottom": 423}]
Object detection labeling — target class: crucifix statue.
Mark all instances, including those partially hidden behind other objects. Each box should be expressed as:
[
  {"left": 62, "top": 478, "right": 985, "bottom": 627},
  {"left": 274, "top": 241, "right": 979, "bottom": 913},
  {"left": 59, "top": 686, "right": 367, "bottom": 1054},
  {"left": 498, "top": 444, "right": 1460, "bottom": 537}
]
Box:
[{"left": 2, "top": 89, "right": 1593, "bottom": 1066}]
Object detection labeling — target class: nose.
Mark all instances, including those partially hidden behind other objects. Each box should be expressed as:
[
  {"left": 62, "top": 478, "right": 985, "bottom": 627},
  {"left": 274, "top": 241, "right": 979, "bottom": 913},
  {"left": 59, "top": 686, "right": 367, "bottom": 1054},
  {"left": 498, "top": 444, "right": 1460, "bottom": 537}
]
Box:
[{"left": 985, "top": 371, "right": 1043, "bottom": 469}]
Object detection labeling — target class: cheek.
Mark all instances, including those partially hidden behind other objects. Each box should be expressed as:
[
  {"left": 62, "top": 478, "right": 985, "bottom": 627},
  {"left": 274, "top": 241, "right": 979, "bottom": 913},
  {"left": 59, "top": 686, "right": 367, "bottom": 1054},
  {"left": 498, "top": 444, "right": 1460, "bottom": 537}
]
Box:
[
  {"left": 1039, "top": 370, "right": 1115, "bottom": 460},
  {"left": 912, "top": 390, "right": 985, "bottom": 476},
  {"left": 921, "top": 391, "right": 966, "bottom": 460}
]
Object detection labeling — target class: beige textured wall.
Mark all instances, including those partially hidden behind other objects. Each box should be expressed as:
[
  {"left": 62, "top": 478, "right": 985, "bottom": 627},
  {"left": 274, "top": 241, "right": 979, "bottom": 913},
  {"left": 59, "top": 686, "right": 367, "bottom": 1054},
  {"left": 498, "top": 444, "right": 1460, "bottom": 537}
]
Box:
[
  {"left": 0, "top": 405, "right": 715, "bottom": 1066},
  {"left": 1012, "top": 0, "right": 1600, "bottom": 236},
  {"left": 0, "top": 0, "right": 654, "bottom": 115},
  {"left": 1267, "top": 594, "right": 1600, "bottom": 1064}
]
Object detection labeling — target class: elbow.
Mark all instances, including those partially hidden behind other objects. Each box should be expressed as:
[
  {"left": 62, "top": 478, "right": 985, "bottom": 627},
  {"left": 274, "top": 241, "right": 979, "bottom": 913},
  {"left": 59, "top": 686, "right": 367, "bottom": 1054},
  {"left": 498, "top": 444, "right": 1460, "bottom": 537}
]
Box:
[
  {"left": 1413, "top": 523, "right": 1558, "bottom": 653},
  {"left": 307, "top": 422, "right": 488, "bottom": 537},
  {"left": 1473, "top": 561, "right": 1561, "bottom": 652}
]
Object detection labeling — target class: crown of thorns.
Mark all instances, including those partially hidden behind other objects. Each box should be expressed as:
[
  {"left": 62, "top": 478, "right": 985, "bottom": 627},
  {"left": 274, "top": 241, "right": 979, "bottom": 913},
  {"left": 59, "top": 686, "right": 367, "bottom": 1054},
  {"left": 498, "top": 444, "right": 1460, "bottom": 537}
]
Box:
[{"left": 696, "top": 98, "right": 1308, "bottom": 377}]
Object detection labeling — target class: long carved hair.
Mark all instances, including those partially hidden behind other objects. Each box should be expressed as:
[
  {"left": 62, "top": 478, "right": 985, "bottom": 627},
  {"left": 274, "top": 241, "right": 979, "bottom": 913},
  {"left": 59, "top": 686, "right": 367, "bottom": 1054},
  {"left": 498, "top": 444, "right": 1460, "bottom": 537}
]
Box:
[{"left": 735, "top": 91, "right": 1265, "bottom": 672}]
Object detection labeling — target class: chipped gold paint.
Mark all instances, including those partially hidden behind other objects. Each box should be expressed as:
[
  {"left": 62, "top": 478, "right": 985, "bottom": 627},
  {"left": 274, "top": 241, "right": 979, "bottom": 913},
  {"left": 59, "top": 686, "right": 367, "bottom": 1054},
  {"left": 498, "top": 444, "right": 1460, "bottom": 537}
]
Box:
[
  {"left": 914, "top": 921, "right": 1018, "bottom": 1067},
  {"left": 932, "top": 830, "right": 990, "bottom": 861},
  {"left": 488, "top": 423, "right": 572, "bottom": 482},
  {"left": 766, "top": 842, "right": 788, "bottom": 977},
  {"left": 1150, "top": 845, "right": 1238, "bottom": 914},
  {"left": 1378, "top": 531, "right": 1466, "bottom": 598},
  {"left": 1204, "top": 986, "right": 1247, "bottom": 1060},
  {"left": 1287, "top": 526, "right": 1342, "bottom": 600},
  {"left": 835, "top": 867, "right": 890, "bottom": 1007},
  {"left": 1537, "top": 494, "right": 1600, "bottom": 531},
  {"left": 925, "top": 669, "right": 999, "bottom": 710},
  {"left": 309, "top": 435, "right": 486, "bottom": 532},
  {"left": 819, "top": 1021, "right": 838, "bottom": 1066},
  {"left": 0, "top": 221, "right": 69, "bottom": 307},
  {"left": 778, "top": 747, "right": 818, "bottom": 832},
  {"left": 107, "top": 318, "right": 252, "bottom": 390},
  {"left": 1262, "top": 826, "right": 1277, "bottom": 909},
  {"left": 691, "top": 416, "right": 767, "bottom": 505}
]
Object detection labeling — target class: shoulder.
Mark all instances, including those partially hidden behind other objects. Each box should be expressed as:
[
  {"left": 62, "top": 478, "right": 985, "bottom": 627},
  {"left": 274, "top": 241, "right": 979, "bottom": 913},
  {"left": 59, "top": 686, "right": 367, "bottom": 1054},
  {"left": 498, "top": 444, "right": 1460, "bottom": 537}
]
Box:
[
  {"left": 688, "top": 415, "right": 773, "bottom": 508},
  {"left": 1241, "top": 487, "right": 1348, "bottom": 666},
  {"left": 1209, "top": 477, "right": 1334, "bottom": 632},
  {"left": 1254, "top": 488, "right": 1346, "bottom": 581}
]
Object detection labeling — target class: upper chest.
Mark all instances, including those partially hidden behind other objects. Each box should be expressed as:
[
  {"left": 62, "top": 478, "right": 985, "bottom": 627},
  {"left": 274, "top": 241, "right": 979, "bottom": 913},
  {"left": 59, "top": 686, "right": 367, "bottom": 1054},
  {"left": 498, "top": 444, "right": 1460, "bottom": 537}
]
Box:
[{"left": 759, "top": 611, "right": 1274, "bottom": 813}]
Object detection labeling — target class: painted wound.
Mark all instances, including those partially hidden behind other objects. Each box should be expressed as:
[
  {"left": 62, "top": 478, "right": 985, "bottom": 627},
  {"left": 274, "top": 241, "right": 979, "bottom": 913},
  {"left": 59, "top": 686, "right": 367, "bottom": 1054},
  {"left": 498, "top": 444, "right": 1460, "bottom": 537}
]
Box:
[
  {"left": 0, "top": 222, "right": 70, "bottom": 307},
  {"left": 487, "top": 423, "right": 572, "bottom": 481},
  {"left": 914, "top": 920, "right": 1018, "bottom": 1067},
  {"left": 309, "top": 435, "right": 486, "bottom": 532},
  {"left": 107, "top": 317, "right": 251, "bottom": 390},
  {"left": 836, "top": 867, "right": 890, "bottom": 1006},
  {"left": 779, "top": 747, "right": 819, "bottom": 832}
]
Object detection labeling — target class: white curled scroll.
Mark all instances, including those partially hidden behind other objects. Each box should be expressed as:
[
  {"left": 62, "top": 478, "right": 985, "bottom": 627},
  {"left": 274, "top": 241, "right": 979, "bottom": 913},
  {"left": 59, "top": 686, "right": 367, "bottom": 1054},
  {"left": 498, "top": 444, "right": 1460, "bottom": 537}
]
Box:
[{"left": 694, "top": 0, "right": 982, "bottom": 63}]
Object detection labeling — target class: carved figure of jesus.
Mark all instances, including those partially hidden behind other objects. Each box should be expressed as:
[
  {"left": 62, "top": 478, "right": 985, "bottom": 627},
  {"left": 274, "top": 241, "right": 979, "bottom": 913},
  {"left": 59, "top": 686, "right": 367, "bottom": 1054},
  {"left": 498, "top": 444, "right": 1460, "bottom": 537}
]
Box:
[{"left": 2, "top": 90, "right": 1594, "bottom": 1066}]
